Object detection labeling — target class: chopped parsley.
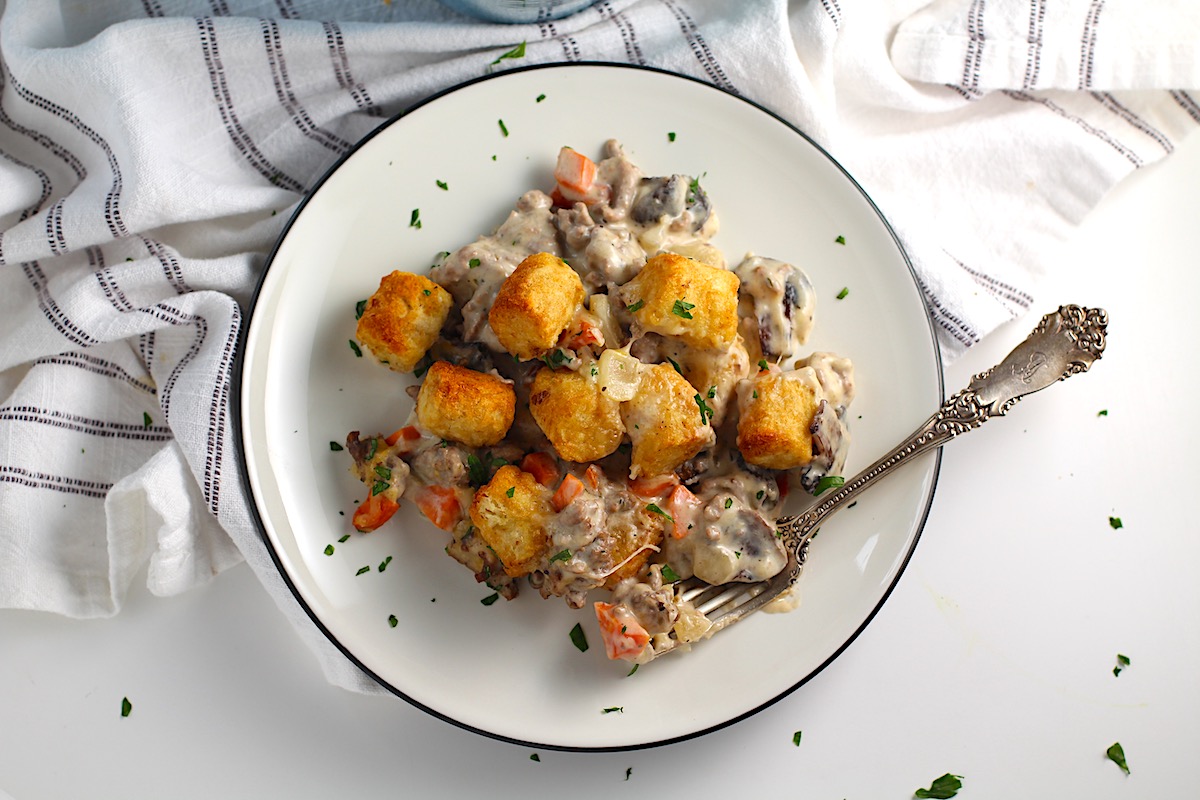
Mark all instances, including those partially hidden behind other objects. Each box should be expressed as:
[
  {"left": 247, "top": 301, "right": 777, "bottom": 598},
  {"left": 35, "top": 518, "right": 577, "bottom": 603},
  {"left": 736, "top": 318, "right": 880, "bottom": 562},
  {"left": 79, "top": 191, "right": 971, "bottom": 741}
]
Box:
[
  {"left": 467, "top": 453, "right": 503, "bottom": 487},
  {"left": 667, "top": 356, "right": 682, "bottom": 374},
  {"left": 671, "top": 298, "right": 695, "bottom": 319},
  {"left": 661, "top": 564, "right": 682, "bottom": 582},
  {"left": 549, "top": 549, "right": 571, "bottom": 563},
  {"left": 667, "top": 131, "right": 676, "bottom": 142},
  {"left": 530, "top": 753, "right": 541, "bottom": 762},
  {"left": 1097, "top": 409, "right": 1109, "bottom": 416},
  {"left": 120, "top": 697, "right": 132, "bottom": 718},
  {"left": 625, "top": 767, "right": 633, "bottom": 780},
  {"left": 329, "top": 441, "right": 344, "bottom": 451},
  {"left": 536, "top": 93, "right": 546, "bottom": 103},
  {"left": 338, "top": 534, "right": 350, "bottom": 543},
  {"left": 374, "top": 464, "right": 392, "bottom": 480},
  {"left": 569, "top": 622, "right": 589, "bottom": 652},
  {"left": 366, "top": 437, "right": 378, "bottom": 459},
  {"left": 836, "top": 287, "right": 849, "bottom": 300},
  {"left": 792, "top": 730, "right": 802, "bottom": 746},
  {"left": 601, "top": 706, "right": 623, "bottom": 714},
  {"left": 498, "top": 118, "right": 509, "bottom": 137},
  {"left": 645, "top": 503, "right": 673, "bottom": 521},
  {"left": 355, "top": 299, "right": 367, "bottom": 319},
  {"left": 490, "top": 41, "right": 526, "bottom": 65},
  {"left": 409, "top": 208, "right": 422, "bottom": 229},
  {"left": 423, "top": 288, "right": 431, "bottom": 296},
  {"left": 378, "top": 556, "right": 393, "bottom": 572},
  {"left": 349, "top": 339, "right": 363, "bottom": 357},
  {"left": 436, "top": 179, "right": 448, "bottom": 190},
  {"left": 1106, "top": 742, "right": 1130, "bottom": 774},
  {"left": 626, "top": 664, "right": 639, "bottom": 677},
  {"left": 1109, "top": 515, "right": 1123, "bottom": 529},
  {"left": 542, "top": 349, "right": 571, "bottom": 368},
  {"left": 388, "top": 614, "right": 398, "bottom": 628},
  {"left": 626, "top": 299, "right": 644, "bottom": 313},
  {"left": 371, "top": 480, "right": 388, "bottom": 496},
  {"left": 694, "top": 392, "right": 714, "bottom": 425},
  {"left": 481, "top": 593, "right": 500, "bottom": 606},
  {"left": 1113, "top": 653, "right": 1131, "bottom": 677},
  {"left": 914, "top": 773, "right": 963, "bottom": 798},
  {"left": 506, "top": 486, "right": 515, "bottom": 498},
  {"left": 814, "top": 475, "right": 845, "bottom": 496},
  {"left": 758, "top": 359, "right": 769, "bottom": 372},
  {"left": 143, "top": 412, "right": 152, "bottom": 428},
  {"left": 468, "top": 257, "right": 481, "bottom": 268},
  {"left": 324, "top": 544, "right": 335, "bottom": 556},
  {"left": 725, "top": 498, "right": 733, "bottom": 509},
  {"left": 355, "top": 566, "right": 370, "bottom": 576},
  {"left": 835, "top": 235, "right": 846, "bottom": 245}
]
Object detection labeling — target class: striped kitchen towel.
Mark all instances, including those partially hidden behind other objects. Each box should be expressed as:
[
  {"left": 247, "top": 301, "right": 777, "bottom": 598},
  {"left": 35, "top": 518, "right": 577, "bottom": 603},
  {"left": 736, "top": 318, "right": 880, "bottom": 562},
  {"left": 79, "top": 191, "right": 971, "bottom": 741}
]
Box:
[{"left": 0, "top": 0, "right": 1194, "bottom": 692}]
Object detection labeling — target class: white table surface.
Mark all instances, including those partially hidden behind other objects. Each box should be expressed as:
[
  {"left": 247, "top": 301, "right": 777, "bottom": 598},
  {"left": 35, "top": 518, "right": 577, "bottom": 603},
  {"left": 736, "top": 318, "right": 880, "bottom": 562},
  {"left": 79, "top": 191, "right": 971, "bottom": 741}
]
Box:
[{"left": 3, "top": 129, "right": 1197, "bottom": 800}]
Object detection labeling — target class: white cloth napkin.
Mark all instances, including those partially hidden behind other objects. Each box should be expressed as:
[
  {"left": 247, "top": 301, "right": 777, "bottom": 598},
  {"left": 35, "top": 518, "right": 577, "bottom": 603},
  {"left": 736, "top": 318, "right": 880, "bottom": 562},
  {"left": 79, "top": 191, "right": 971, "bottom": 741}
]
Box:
[{"left": 0, "top": 0, "right": 1195, "bottom": 693}]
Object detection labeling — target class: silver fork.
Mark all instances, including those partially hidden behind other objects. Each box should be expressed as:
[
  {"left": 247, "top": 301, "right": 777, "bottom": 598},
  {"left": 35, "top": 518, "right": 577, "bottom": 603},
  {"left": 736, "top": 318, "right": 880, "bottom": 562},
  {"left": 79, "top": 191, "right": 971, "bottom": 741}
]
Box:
[{"left": 647, "top": 304, "right": 1109, "bottom": 661}]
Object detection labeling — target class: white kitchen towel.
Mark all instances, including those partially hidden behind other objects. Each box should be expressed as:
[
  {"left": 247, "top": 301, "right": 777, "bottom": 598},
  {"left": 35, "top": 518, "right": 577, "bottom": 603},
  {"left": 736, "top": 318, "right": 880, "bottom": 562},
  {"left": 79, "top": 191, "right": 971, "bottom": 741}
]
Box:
[{"left": 0, "top": 0, "right": 1195, "bottom": 693}]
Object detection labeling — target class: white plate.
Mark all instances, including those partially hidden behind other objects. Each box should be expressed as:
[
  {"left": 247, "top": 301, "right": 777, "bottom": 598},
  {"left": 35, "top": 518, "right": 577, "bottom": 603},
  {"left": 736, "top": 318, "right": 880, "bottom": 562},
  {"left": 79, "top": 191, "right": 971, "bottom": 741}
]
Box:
[{"left": 238, "top": 64, "right": 943, "bottom": 751}]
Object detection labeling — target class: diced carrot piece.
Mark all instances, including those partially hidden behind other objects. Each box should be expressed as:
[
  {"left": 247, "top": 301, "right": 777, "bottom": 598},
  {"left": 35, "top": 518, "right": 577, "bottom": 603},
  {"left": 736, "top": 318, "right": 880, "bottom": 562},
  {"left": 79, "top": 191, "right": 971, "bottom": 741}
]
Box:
[
  {"left": 352, "top": 492, "right": 400, "bottom": 533},
  {"left": 629, "top": 473, "right": 680, "bottom": 498},
  {"left": 385, "top": 426, "right": 421, "bottom": 447},
  {"left": 554, "top": 147, "right": 597, "bottom": 196},
  {"left": 561, "top": 318, "right": 604, "bottom": 351},
  {"left": 520, "top": 452, "right": 560, "bottom": 487},
  {"left": 551, "top": 473, "right": 585, "bottom": 512},
  {"left": 414, "top": 485, "right": 461, "bottom": 531},
  {"left": 584, "top": 464, "right": 603, "bottom": 491},
  {"left": 594, "top": 601, "right": 650, "bottom": 661},
  {"left": 667, "top": 484, "right": 703, "bottom": 540}
]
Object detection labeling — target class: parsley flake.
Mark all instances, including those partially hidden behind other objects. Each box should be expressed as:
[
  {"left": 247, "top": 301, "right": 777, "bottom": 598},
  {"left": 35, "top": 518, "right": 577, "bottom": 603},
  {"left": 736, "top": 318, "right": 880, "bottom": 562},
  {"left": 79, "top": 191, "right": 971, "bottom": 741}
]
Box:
[
  {"left": 836, "top": 287, "right": 849, "bottom": 300},
  {"left": 120, "top": 697, "right": 132, "bottom": 718},
  {"left": 672, "top": 298, "right": 695, "bottom": 319},
  {"left": 409, "top": 208, "right": 422, "bottom": 229},
  {"left": 505, "top": 485, "right": 515, "bottom": 498},
  {"left": 1097, "top": 409, "right": 1109, "bottom": 416},
  {"left": 329, "top": 441, "right": 344, "bottom": 451},
  {"left": 626, "top": 299, "right": 644, "bottom": 313},
  {"left": 436, "top": 179, "right": 448, "bottom": 190},
  {"left": 388, "top": 614, "right": 398, "bottom": 628},
  {"left": 758, "top": 359, "right": 769, "bottom": 372},
  {"left": 379, "top": 555, "right": 393, "bottom": 572},
  {"left": 530, "top": 753, "right": 541, "bottom": 762},
  {"left": 355, "top": 566, "right": 370, "bottom": 576},
  {"left": 338, "top": 534, "right": 350, "bottom": 543},
  {"left": 626, "top": 664, "right": 639, "bottom": 677},
  {"left": 355, "top": 299, "right": 367, "bottom": 319},
  {"left": 694, "top": 393, "right": 714, "bottom": 425},
  {"left": 498, "top": 118, "right": 509, "bottom": 137},
  {"left": 814, "top": 475, "right": 845, "bottom": 496},
  {"left": 1113, "top": 653, "right": 1131, "bottom": 677},
  {"left": 365, "top": 437, "right": 379, "bottom": 460},
  {"left": 625, "top": 767, "right": 633, "bottom": 780},
  {"left": 601, "top": 706, "right": 623, "bottom": 714},
  {"left": 536, "top": 93, "right": 546, "bottom": 103},
  {"left": 915, "top": 773, "right": 963, "bottom": 798},
  {"left": 481, "top": 593, "right": 500, "bottom": 606},
  {"left": 349, "top": 339, "right": 363, "bottom": 357},
  {"left": 1107, "top": 742, "right": 1130, "bottom": 774},
  {"left": 490, "top": 41, "right": 526, "bottom": 65},
  {"left": 549, "top": 549, "right": 571, "bottom": 563},
  {"left": 792, "top": 730, "right": 802, "bottom": 746},
  {"left": 667, "top": 356, "right": 682, "bottom": 374},
  {"left": 1109, "top": 515, "right": 1123, "bottom": 529},
  {"left": 324, "top": 544, "right": 335, "bottom": 556},
  {"left": 835, "top": 235, "right": 846, "bottom": 244},
  {"left": 668, "top": 131, "right": 676, "bottom": 142},
  {"left": 374, "top": 464, "right": 392, "bottom": 480},
  {"left": 569, "top": 622, "right": 589, "bottom": 652},
  {"left": 645, "top": 503, "right": 673, "bottom": 521},
  {"left": 661, "top": 564, "right": 682, "bottom": 582},
  {"left": 725, "top": 498, "right": 733, "bottom": 509},
  {"left": 371, "top": 480, "right": 388, "bottom": 497},
  {"left": 143, "top": 412, "right": 152, "bottom": 428}
]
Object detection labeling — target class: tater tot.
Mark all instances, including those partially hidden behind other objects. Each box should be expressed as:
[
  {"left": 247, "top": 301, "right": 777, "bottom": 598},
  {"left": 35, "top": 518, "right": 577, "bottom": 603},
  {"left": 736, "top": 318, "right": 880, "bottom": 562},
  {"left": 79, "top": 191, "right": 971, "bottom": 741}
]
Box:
[
  {"left": 736, "top": 367, "right": 822, "bottom": 470},
  {"left": 488, "top": 252, "right": 585, "bottom": 360},
  {"left": 621, "top": 252, "right": 739, "bottom": 350},
  {"left": 469, "top": 465, "right": 551, "bottom": 577},
  {"left": 355, "top": 270, "right": 453, "bottom": 373},
  {"left": 620, "top": 362, "right": 714, "bottom": 478},
  {"left": 528, "top": 366, "right": 624, "bottom": 463},
  {"left": 416, "top": 361, "right": 515, "bottom": 447}
]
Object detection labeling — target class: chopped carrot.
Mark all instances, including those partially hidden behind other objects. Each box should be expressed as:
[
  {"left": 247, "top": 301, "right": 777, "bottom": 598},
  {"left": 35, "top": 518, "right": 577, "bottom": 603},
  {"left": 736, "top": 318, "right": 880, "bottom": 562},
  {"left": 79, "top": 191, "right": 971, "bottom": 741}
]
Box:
[
  {"left": 385, "top": 426, "right": 421, "bottom": 447},
  {"left": 561, "top": 318, "right": 604, "bottom": 351},
  {"left": 554, "top": 147, "right": 597, "bottom": 196},
  {"left": 594, "top": 601, "right": 650, "bottom": 661},
  {"left": 551, "top": 473, "right": 586, "bottom": 512},
  {"left": 629, "top": 473, "right": 680, "bottom": 498},
  {"left": 413, "top": 485, "right": 461, "bottom": 531},
  {"left": 352, "top": 492, "right": 400, "bottom": 533},
  {"left": 584, "top": 464, "right": 603, "bottom": 490},
  {"left": 520, "top": 452, "right": 560, "bottom": 487},
  {"left": 667, "top": 483, "right": 703, "bottom": 539}
]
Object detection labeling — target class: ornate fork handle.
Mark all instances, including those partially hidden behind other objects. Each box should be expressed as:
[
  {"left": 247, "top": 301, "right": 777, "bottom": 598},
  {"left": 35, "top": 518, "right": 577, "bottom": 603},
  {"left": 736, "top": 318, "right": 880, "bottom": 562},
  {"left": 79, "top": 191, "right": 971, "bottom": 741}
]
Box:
[{"left": 775, "top": 305, "right": 1108, "bottom": 553}]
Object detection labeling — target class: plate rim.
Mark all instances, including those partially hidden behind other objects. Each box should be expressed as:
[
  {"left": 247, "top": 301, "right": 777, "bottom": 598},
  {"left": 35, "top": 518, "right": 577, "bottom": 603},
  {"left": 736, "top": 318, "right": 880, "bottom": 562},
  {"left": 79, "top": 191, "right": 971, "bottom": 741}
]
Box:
[{"left": 231, "top": 61, "right": 945, "bottom": 752}]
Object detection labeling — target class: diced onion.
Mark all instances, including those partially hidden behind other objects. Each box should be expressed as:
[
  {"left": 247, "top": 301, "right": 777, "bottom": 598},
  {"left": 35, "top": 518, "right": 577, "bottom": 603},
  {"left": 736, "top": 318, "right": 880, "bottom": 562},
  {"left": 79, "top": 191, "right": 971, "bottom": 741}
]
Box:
[
  {"left": 589, "top": 294, "right": 624, "bottom": 350},
  {"left": 599, "top": 348, "right": 642, "bottom": 402}
]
